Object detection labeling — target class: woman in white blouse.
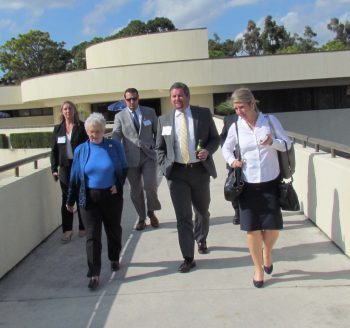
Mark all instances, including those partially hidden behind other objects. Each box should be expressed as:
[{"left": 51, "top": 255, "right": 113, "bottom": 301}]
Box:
[{"left": 222, "top": 88, "right": 291, "bottom": 288}]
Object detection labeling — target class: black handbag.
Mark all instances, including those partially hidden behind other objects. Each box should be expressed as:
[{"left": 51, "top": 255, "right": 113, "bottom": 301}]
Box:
[
  {"left": 224, "top": 122, "right": 245, "bottom": 202},
  {"left": 277, "top": 140, "right": 300, "bottom": 211},
  {"left": 278, "top": 179, "right": 300, "bottom": 211},
  {"left": 224, "top": 167, "right": 244, "bottom": 202}
]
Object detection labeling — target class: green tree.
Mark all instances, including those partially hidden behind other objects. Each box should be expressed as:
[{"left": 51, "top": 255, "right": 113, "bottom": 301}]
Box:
[
  {"left": 300, "top": 26, "right": 318, "bottom": 51},
  {"left": 0, "top": 30, "right": 71, "bottom": 84},
  {"left": 208, "top": 33, "right": 242, "bottom": 58},
  {"left": 145, "top": 17, "right": 176, "bottom": 33},
  {"left": 70, "top": 37, "right": 103, "bottom": 70},
  {"left": 243, "top": 20, "right": 263, "bottom": 55},
  {"left": 319, "top": 40, "right": 346, "bottom": 51},
  {"left": 327, "top": 17, "right": 350, "bottom": 46},
  {"left": 107, "top": 17, "right": 176, "bottom": 40},
  {"left": 109, "top": 20, "right": 147, "bottom": 39},
  {"left": 278, "top": 26, "right": 318, "bottom": 54},
  {"left": 260, "top": 16, "right": 294, "bottom": 54}
]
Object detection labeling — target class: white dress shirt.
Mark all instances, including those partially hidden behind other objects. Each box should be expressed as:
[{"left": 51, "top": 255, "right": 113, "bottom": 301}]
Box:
[
  {"left": 66, "top": 130, "right": 73, "bottom": 160},
  {"left": 174, "top": 107, "right": 199, "bottom": 164},
  {"left": 128, "top": 107, "right": 141, "bottom": 126},
  {"left": 222, "top": 113, "right": 291, "bottom": 183}
]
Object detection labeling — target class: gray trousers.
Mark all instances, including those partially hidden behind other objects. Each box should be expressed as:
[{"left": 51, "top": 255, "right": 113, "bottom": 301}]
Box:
[
  {"left": 127, "top": 151, "right": 161, "bottom": 219},
  {"left": 168, "top": 163, "right": 210, "bottom": 259}
]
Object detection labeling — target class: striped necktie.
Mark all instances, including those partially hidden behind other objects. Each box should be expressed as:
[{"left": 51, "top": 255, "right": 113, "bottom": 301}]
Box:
[
  {"left": 132, "top": 111, "right": 140, "bottom": 133},
  {"left": 180, "top": 112, "right": 190, "bottom": 164}
]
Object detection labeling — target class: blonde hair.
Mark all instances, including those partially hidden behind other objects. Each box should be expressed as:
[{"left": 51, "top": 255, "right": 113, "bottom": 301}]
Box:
[
  {"left": 59, "top": 100, "right": 80, "bottom": 123},
  {"left": 231, "top": 88, "right": 259, "bottom": 112}
]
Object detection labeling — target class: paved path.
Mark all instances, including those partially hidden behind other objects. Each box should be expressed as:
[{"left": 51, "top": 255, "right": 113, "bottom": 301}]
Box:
[{"left": 0, "top": 151, "right": 349, "bottom": 328}]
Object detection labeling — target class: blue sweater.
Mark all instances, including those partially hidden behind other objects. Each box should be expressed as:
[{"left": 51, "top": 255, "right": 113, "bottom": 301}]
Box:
[
  {"left": 85, "top": 142, "right": 115, "bottom": 188},
  {"left": 67, "top": 138, "right": 128, "bottom": 208}
]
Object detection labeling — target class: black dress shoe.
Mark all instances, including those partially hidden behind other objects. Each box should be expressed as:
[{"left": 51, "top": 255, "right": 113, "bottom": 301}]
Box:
[
  {"left": 198, "top": 242, "right": 209, "bottom": 254},
  {"left": 263, "top": 264, "right": 273, "bottom": 274},
  {"left": 178, "top": 259, "right": 196, "bottom": 273},
  {"left": 232, "top": 215, "right": 240, "bottom": 225},
  {"left": 88, "top": 277, "right": 99, "bottom": 290},
  {"left": 253, "top": 279, "right": 264, "bottom": 288},
  {"left": 136, "top": 219, "right": 146, "bottom": 230},
  {"left": 111, "top": 261, "right": 120, "bottom": 272}
]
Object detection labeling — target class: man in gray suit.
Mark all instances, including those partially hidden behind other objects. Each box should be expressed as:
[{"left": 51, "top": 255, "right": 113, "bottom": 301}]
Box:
[
  {"left": 112, "top": 88, "right": 161, "bottom": 230},
  {"left": 156, "top": 82, "right": 219, "bottom": 273}
]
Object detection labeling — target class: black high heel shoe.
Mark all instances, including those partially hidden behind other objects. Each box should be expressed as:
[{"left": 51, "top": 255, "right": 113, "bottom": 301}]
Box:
[
  {"left": 263, "top": 264, "right": 273, "bottom": 274},
  {"left": 253, "top": 271, "right": 264, "bottom": 288},
  {"left": 253, "top": 279, "right": 264, "bottom": 288},
  {"left": 88, "top": 277, "right": 99, "bottom": 290}
]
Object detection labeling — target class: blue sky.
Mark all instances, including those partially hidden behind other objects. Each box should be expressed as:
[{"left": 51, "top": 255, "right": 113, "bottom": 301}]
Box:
[{"left": 0, "top": 0, "right": 349, "bottom": 49}]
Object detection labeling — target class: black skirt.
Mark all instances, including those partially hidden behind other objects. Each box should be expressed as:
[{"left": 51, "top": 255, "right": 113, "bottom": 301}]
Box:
[{"left": 239, "top": 177, "right": 283, "bottom": 231}]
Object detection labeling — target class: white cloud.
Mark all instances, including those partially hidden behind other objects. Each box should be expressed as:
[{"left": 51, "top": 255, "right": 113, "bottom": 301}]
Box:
[
  {"left": 141, "top": 0, "right": 258, "bottom": 30},
  {"left": 0, "top": 0, "right": 74, "bottom": 10},
  {"left": 82, "top": 0, "right": 127, "bottom": 36},
  {"left": 269, "top": 1, "right": 350, "bottom": 45}
]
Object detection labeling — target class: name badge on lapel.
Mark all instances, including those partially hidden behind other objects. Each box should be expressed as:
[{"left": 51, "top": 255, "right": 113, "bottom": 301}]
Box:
[
  {"left": 162, "top": 126, "right": 172, "bottom": 135},
  {"left": 57, "top": 136, "right": 66, "bottom": 144},
  {"left": 143, "top": 119, "right": 151, "bottom": 126}
]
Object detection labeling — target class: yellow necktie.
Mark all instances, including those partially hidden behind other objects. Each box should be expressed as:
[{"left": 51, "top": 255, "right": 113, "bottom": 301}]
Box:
[{"left": 180, "top": 112, "right": 190, "bottom": 164}]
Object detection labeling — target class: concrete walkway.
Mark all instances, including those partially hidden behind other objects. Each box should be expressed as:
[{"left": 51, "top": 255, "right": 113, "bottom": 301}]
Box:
[{"left": 0, "top": 151, "right": 349, "bottom": 328}]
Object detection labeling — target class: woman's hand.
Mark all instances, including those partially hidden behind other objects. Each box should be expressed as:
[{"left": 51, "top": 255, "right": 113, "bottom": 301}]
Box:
[
  {"left": 66, "top": 205, "right": 74, "bottom": 213},
  {"left": 231, "top": 159, "right": 244, "bottom": 168},
  {"left": 260, "top": 134, "right": 273, "bottom": 146},
  {"left": 110, "top": 185, "right": 117, "bottom": 194},
  {"left": 52, "top": 172, "right": 58, "bottom": 182}
]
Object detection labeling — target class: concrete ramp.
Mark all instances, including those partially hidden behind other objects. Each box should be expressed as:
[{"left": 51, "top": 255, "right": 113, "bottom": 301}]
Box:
[{"left": 0, "top": 151, "right": 349, "bottom": 328}]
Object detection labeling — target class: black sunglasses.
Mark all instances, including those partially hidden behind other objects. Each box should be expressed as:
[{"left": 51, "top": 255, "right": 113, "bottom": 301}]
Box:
[{"left": 125, "top": 97, "right": 138, "bottom": 101}]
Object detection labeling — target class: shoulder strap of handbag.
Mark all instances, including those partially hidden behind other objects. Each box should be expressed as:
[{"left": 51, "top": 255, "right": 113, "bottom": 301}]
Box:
[
  {"left": 235, "top": 122, "right": 242, "bottom": 161},
  {"left": 266, "top": 114, "right": 293, "bottom": 181}
]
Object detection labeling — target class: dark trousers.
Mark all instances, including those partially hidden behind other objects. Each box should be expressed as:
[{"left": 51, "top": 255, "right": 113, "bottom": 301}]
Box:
[
  {"left": 80, "top": 188, "right": 123, "bottom": 276},
  {"left": 168, "top": 163, "right": 210, "bottom": 259},
  {"left": 59, "top": 165, "right": 84, "bottom": 232}
]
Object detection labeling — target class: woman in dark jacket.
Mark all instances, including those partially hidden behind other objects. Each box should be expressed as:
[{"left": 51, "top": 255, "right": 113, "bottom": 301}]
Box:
[{"left": 50, "top": 100, "right": 88, "bottom": 242}]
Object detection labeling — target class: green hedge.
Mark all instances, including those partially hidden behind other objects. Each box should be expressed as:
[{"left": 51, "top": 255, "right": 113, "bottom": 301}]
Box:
[
  {"left": 0, "top": 134, "right": 9, "bottom": 148},
  {"left": 215, "top": 100, "right": 233, "bottom": 116},
  {"left": 10, "top": 132, "right": 53, "bottom": 148}
]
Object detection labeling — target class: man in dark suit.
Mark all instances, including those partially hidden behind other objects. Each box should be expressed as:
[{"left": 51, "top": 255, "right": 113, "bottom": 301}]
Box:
[
  {"left": 156, "top": 82, "right": 220, "bottom": 273},
  {"left": 219, "top": 112, "right": 240, "bottom": 225},
  {"left": 112, "top": 88, "right": 161, "bottom": 230}
]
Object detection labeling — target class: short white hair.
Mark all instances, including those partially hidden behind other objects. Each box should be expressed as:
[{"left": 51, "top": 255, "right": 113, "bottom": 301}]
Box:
[{"left": 84, "top": 112, "right": 106, "bottom": 131}]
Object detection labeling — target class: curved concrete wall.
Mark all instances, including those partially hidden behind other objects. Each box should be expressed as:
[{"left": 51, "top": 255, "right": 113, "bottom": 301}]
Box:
[
  {"left": 86, "top": 29, "right": 209, "bottom": 69},
  {"left": 19, "top": 50, "right": 350, "bottom": 109},
  {"left": 0, "top": 167, "right": 61, "bottom": 278},
  {"left": 293, "top": 144, "right": 350, "bottom": 256}
]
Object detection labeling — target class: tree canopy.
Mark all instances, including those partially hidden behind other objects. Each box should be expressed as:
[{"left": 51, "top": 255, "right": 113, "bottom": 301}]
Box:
[
  {"left": 1, "top": 16, "right": 349, "bottom": 84},
  {"left": 209, "top": 16, "right": 349, "bottom": 58},
  {"left": 0, "top": 30, "right": 71, "bottom": 84}
]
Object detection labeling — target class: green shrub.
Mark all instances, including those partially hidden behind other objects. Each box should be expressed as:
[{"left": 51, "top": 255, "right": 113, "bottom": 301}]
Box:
[
  {"left": 10, "top": 132, "right": 53, "bottom": 148},
  {"left": 0, "top": 134, "right": 9, "bottom": 148},
  {"left": 215, "top": 100, "right": 234, "bottom": 116}
]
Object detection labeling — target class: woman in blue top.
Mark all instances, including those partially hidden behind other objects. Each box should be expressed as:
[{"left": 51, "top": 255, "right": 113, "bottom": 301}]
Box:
[{"left": 67, "top": 112, "right": 128, "bottom": 290}]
